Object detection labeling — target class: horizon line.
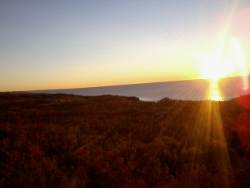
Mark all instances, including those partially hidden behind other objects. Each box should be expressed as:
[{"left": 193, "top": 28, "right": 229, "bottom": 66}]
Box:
[{"left": 2, "top": 74, "right": 248, "bottom": 93}]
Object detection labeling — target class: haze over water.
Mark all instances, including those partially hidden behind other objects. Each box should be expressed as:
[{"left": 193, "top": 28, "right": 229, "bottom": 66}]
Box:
[{"left": 34, "top": 77, "right": 250, "bottom": 101}]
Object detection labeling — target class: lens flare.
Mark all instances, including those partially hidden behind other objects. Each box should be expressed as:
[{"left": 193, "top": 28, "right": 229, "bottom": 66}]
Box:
[
  {"left": 230, "top": 37, "right": 249, "bottom": 90},
  {"left": 201, "top": 36, "right": 248, "bottom": 101},
  {"left": 201, "top": 49, "right": 227, "bottom": 101},
  {"left": 210, "top": 79, "right": 223, "bottom": 101}
]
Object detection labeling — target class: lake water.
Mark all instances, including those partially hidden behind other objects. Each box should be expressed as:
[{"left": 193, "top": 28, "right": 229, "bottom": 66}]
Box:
[{"left": 33, "top": 77, "right": 250, "bottom": 101}]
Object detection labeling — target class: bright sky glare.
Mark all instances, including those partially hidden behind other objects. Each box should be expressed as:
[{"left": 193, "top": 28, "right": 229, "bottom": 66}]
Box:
[{"left": 1, "top": 0, "right": 250, "bottom": 91}]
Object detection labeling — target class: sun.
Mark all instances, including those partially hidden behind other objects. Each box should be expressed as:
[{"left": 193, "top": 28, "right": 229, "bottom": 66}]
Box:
[
  {"left": 201, "top": 47, "right": 234, "bottom": 82},
  {"left": 201, "top": 48, "right": 232, "bottom": 101},
  {"left": 200, "top": 37, "right": 248, "bottom": 101}
]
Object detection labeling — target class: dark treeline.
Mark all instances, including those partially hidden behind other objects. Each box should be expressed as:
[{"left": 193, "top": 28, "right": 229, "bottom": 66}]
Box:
[{"left": 1, "top": 93, "right": 250, "bottom": 188}]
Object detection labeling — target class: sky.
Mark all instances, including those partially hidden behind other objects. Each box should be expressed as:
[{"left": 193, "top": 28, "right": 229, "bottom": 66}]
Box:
[{"left": 1, "top": 0, "right": 250, "bottom": 91}]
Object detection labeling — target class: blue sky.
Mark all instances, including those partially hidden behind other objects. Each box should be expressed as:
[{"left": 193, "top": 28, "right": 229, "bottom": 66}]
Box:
[{"left": 1, "top": 0, "right": 250, "bottom": 91}]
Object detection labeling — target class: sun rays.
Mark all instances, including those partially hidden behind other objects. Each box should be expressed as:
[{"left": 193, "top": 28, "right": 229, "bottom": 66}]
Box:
[
  {"left": 209, "top": 79, "right": 223, "bottom": 101},
  {"left": 194, "top": 26, "right": 249, "bottom": 186},
  {"left": 200, "top": 36, "right": 248, "bottom": 101}
]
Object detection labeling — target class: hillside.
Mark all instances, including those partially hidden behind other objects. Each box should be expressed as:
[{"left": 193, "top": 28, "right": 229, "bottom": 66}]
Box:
[{"left": 1, "top": 93, "right": 250, "bottom": 188}]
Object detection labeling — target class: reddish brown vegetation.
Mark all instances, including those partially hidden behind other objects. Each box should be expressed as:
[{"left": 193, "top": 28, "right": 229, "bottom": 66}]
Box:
[{"left": 0, "top": 93, "right": 250, "bottom": 187}]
